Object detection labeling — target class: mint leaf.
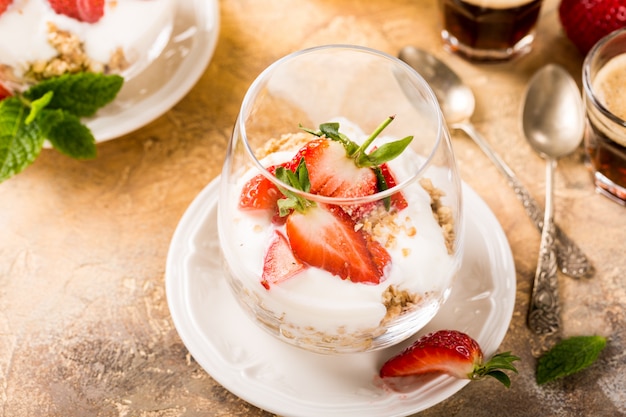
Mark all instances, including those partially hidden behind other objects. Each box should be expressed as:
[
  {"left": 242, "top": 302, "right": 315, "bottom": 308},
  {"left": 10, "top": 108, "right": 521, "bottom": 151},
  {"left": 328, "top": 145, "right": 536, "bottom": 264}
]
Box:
[
  {"left": 0, "top": 98, "right": 45, "bottom": 182},
  {"left": 366, "top": 135, "right": 413, "bottom": 166},
  {"left": 43, "top": 109, "right": 96, "bottom": 159},
  {"left": 0, "top": 72, "right": 124, "bottom": 182},
  {"left": 24, "top": 72, "right": 123, "bottom": 117},
  {"left": 536, "top": 335, "right": 607, "bottom": 385}
]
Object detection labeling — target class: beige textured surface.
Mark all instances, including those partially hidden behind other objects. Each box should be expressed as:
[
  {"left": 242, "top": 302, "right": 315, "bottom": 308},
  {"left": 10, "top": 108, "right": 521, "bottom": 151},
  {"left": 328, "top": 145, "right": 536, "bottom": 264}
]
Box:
[{"left": 1, "top": 0, "right": 625, "bottom": 416}]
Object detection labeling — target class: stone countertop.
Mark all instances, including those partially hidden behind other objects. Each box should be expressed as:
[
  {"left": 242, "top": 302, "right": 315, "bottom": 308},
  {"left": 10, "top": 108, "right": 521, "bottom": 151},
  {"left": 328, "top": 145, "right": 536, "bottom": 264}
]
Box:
[{"left": 1, "top": 0, "right": 624, "bottom": 416}]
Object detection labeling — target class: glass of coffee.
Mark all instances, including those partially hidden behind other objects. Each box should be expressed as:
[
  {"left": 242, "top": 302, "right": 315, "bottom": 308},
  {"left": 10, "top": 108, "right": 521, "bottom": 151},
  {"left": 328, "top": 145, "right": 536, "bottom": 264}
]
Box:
[
  {"left": 582, "top": 28, "right": 626, "bottom": 205},
  {"left": 439, "top": 0, "right": 543, "bottom": 61}
]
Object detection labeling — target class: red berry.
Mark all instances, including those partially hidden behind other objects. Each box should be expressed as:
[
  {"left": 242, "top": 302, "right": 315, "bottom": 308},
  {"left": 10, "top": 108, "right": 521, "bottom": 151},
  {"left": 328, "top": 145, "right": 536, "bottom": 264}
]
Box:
[
  {"left": 261, "top": 231, "right": 305, "bottom": 289},
  {"left": 286, "top": 204, "right": 390, "bottom": 284},
  {"left": 48, "top": 0, "right": 105, "bottom": 23},
  {"left": 239, "top": 167, "right": 282, "bottom": 211},
  {"left": 0, "top": 83, "right": 12, "bottom": 101},
  {"left": 0, "top": 0, "right": 13, "bottom": 16},
  {"left": 559, "top": 0, "right": 626, "bottom": 54},
  {"left": 380, "top": 330, "right": 519, "bottom": 387},
  {"left": 378, "top": 162, "right": 408, "bottom": 211},
  {"left": 291, "top": 138, "right": 378, "bottom": 199}
]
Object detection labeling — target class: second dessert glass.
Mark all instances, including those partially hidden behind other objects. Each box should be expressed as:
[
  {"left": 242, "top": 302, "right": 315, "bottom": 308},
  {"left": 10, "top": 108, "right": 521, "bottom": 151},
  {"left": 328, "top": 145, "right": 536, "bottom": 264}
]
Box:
[{"left": 217, "top": 45, "right": 464, "bottom": 354}]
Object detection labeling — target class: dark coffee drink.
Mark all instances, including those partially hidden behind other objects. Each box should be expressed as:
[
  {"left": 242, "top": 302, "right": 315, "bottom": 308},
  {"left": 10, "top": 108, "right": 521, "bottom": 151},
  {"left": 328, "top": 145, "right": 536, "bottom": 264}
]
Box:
[{"left": 440, "top": 0, "right": 543, "bottom": 61}]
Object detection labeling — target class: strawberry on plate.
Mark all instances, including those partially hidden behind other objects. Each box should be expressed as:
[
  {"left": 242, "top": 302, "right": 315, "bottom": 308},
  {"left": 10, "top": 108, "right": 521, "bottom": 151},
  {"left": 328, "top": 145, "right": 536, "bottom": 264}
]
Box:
[
  {"left": 379, "top": 330, "right": 520, "bottom": 387},
  {"left": 0, "top": 0, "right": 13, "bottom": 16},
  {"left": 559, "top": 0, "right": 626, "bottom": 54},
  {"left": 48, "top": 0, "right": 105, "bottom": 23}
]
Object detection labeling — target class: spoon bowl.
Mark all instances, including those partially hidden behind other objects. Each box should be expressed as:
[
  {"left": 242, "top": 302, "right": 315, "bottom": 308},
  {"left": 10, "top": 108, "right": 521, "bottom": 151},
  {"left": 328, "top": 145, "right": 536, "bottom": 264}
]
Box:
[
  {"left": 398, "top": 46, "right": 593, "bottom": 279},
  {"left": 522, "top": 64, "right": 585, "bottom": 335},
  {"left": 523, "top": 65, "right": 586, "bottom": 159}
]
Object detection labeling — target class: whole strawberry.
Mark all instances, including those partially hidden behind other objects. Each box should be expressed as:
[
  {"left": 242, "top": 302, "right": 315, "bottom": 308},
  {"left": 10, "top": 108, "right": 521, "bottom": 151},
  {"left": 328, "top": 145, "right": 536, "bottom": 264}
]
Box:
[
  {"left": 48, "top": 0, "right": 105, "bottom": 23},
  {"left": 0, "top": 0, "right": 13, "bottom": 16},
  {"left": 379, "top": 330, "right": 520, "bottom": 387},
  {"left": 559, "top": 0, "right": 626, "bottom": 54}
]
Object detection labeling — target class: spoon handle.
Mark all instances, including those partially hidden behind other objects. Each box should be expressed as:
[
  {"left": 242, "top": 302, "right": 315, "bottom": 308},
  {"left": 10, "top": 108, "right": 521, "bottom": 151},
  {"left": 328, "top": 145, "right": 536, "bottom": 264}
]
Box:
[
  {"left": 453, "top": 122, "right": 594, "bottom": 279},
  {"left": 528, "top": 158, "right": 561, "bottom": 335}
]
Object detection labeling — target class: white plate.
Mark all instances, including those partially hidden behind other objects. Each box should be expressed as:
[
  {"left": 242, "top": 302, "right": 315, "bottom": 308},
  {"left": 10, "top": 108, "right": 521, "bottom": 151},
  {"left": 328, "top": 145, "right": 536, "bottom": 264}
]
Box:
[
  {"left": 86, "top": 0, "right": 220, "bottom": 141},
  {"left": 166, "top": 178, "right": 516, "bottom": 417}
]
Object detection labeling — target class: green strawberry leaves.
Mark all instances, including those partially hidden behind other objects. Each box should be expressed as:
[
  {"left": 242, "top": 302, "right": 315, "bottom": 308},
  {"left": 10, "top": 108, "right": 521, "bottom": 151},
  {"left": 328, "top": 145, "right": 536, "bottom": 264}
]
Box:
[
  {"left": 0, "top": 73, "right": 124, "bottom": 182},
  {"left": 536, "top": 335, "right": 607, "bottom": 385},
  {"left": 473, "top": 351, "right": 520, "bottom": 388}
]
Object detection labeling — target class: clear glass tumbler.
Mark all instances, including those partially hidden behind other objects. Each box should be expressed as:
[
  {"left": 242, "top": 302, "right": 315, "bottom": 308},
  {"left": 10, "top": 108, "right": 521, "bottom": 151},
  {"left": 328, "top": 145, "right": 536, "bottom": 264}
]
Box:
[
  {"left": 583, "top": 28, "right": 626, "bottom": 205},
  {"left": 217, "top": 45, "right": 465, "bottom": 354}
]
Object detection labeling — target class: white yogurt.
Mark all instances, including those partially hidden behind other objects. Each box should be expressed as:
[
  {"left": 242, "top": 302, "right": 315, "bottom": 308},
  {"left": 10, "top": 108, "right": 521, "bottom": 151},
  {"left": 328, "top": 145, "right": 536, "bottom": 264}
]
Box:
[
  {"left": 0, "top": 0, "right": 175, "bottom": 80},
  {"left": 221, "top": 129, "right": 457, "bottom": 345}
]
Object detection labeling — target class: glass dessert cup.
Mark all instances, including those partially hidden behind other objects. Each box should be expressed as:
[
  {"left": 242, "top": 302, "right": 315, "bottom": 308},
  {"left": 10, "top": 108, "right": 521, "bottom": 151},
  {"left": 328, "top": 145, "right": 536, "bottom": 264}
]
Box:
[{"left": 217, "top": 45, "right": 465, "bottom": 354}]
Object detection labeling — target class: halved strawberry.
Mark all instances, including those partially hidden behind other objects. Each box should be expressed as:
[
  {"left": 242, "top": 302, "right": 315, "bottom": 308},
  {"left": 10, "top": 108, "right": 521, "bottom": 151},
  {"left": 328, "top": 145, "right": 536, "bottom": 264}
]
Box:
[
  {"left": 292, "top": 138, "right": 378, "bottom": 198},
  {"left": 379, "top": 330, "right": 520, "bottom": 387},
  {"left": 48, "top": 0, "right": 105, "bottom": 23},
  {"left": 286, "top": 203, "right": 390, "bottom": 284},
  {"left": 559, "top": 0, "right": 626, "bottom": 54},
  {"left": 261, "top": 230, "right": 305, "bottom": 289},
  {"left": 0, "top": 0, "right": 13, "bottom": 16}
]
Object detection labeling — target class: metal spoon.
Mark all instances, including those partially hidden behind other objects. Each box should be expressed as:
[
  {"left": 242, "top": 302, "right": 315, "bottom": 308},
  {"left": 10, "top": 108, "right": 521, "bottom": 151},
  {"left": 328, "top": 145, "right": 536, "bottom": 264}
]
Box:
[
  {"left": 398, "top": 46, "right": 594, "bottom": 279},
  {"left": 522, "top": 64, "right": 585, "bottom": 335}
]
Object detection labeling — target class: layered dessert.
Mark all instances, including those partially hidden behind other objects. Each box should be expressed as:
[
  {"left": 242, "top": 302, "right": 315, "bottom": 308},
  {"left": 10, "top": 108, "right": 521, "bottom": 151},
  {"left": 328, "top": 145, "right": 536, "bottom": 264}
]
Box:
[
  {"left": 0, "top": 0, "right": 175, "bottom": 91},
  {"left": 220, "top": 118, "right": 460, "bottom": 353}
]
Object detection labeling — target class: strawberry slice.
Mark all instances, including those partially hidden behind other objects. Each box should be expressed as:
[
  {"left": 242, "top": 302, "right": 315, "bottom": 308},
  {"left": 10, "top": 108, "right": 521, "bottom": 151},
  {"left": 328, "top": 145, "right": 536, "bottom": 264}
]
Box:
[
  {"left": 378, "top": 162, "right": 408, "bottom": 211},
  {"left": 0, "top": 83, "right": 12, "bottom": 101},
  {"left": 239, "top": 166, "right": 282, "bottom": 210},
  {"left": 239, "top": 165, "right": 291, "bottom": 224},
  {"left": 48, "top": 0, "right": 105, "bottom": 24},
  {"left": 559, "top": 0, "right": 626, "bottom": 54},
  {"left": 292, "top": 138, "right": 378, "bottom": 198},
  {"left": 286, "top": 204, "right": 390, "bottom": 284},
  {"left": 261, "top": 230, "right": 305, "bottom": 289},
  {"left": 379, "top": 330, "right": 520, "bottom": 387},
  {"left": 0, "top": 0, "right": 13, "bottom": 16}
]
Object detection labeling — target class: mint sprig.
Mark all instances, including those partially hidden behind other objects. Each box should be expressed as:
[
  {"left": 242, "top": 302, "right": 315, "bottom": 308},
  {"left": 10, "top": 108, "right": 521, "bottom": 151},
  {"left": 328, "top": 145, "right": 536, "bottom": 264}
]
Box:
[
  {"left": 0, "top": 73, "right": 124, "bottom": 182},
  {"left": 300, "top": 115, "right": 414, "bottom": 168},
  {"left": 536, "top": 335, "right": 607, "bottom": 385},
  {"left": 275, "top": 158, "right": 313, "bottom": 216}
]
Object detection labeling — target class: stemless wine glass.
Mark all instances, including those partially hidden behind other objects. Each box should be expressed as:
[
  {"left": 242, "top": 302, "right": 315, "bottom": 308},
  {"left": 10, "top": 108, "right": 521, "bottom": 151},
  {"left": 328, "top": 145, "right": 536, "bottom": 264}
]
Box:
[{"left": 217, "top": 45, "right": 464, "bottom": 354}]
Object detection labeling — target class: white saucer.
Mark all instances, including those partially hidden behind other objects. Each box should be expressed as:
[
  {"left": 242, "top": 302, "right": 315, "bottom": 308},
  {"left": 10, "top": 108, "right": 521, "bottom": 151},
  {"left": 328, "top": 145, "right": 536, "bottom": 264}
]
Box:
[
  {"left": 86, "top": 0, "right": 220, "bottom": 141},
  {"left": 166, "top": 178, "right": 516, "bottom": 417}
]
